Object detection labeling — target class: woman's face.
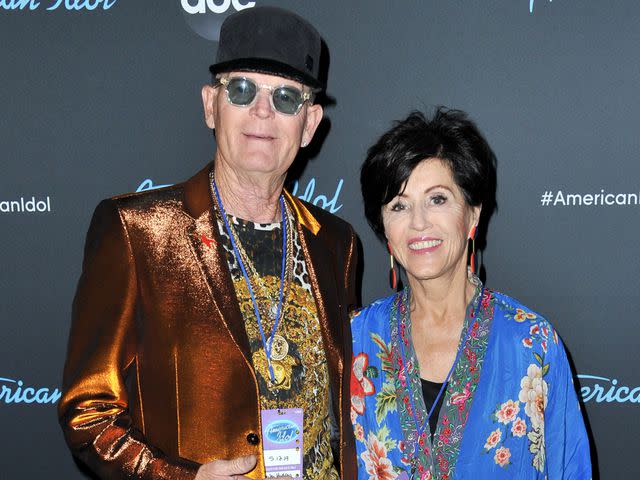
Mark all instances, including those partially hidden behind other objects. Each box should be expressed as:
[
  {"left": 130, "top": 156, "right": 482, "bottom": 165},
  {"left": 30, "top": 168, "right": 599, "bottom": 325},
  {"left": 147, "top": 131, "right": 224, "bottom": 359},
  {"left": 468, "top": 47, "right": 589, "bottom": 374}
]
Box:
[{"left": 382, "top": 158, "right": 480, "bottom": 285}]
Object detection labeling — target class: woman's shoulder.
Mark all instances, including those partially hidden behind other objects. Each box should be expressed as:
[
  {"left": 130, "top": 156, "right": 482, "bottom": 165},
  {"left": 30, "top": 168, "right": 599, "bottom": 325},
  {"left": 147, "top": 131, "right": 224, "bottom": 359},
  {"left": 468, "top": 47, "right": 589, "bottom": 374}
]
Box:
[
  {"left": 490, "top": 290, "right": 550, "bottom": 323},
  {"left": 350, "top": 292, "right": 398, "bottom": 337},
  {"left": 352, "top": 292, "right": 398, "bottom": 318},
  {"left": 488, "top": 289, "right": 560, "bottom": 347}
]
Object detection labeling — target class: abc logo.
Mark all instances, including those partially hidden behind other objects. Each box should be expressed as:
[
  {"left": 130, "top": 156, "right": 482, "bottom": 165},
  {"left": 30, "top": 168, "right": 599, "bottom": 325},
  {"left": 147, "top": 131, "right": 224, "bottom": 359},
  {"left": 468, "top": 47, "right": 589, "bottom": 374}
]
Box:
[
  {"left": 182, "top": 0, "right": 255, "bottom": 14},
  {"left": 181, "top": 0, "right": 256, "bottom": 41}
]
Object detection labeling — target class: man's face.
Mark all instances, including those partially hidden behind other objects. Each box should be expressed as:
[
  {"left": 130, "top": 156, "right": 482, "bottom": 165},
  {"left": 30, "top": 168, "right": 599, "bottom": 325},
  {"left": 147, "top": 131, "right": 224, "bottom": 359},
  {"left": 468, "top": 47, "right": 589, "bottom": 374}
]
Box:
[{"left": 202, "top": 71, "right": 323, "bottom": 179}]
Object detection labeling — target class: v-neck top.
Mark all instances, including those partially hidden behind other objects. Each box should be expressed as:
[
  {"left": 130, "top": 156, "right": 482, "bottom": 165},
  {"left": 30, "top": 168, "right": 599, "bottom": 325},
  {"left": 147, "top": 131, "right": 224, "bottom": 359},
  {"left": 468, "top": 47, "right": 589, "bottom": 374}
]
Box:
[{"left": 420, "top": 378, "right": 447, "bottom": 441}]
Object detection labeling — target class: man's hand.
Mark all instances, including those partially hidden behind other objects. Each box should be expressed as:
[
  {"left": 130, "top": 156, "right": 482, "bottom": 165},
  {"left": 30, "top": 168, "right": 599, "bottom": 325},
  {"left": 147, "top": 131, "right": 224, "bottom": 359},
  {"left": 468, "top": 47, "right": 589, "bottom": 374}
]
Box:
[
  {"left": 195, "top": 455, "right": 257, "bottom": 480},
  {"left": 194, "top": 455, "right": 292, "bottom": 480}
]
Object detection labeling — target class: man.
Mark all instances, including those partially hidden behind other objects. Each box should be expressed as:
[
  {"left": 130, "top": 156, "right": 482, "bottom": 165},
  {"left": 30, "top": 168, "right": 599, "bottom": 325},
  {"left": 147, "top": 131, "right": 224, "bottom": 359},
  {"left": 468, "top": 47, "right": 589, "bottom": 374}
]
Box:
[{"left": 58, "top": 7, "right": 358, "bottom": 480}]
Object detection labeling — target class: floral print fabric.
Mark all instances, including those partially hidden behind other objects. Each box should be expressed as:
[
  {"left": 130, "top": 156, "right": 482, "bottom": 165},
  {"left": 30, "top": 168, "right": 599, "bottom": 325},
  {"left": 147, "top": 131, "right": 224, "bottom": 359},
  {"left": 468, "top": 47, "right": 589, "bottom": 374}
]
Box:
[{"left": 350, "top": 287, "right": 591, "bottom": 479}]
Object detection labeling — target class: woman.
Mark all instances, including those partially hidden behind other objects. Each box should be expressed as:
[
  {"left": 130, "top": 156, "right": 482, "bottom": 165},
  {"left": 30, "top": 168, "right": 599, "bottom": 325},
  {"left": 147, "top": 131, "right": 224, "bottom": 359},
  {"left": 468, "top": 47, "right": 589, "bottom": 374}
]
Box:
[{"left": 351, "top": 108, "right": 591, "bottom": 479}]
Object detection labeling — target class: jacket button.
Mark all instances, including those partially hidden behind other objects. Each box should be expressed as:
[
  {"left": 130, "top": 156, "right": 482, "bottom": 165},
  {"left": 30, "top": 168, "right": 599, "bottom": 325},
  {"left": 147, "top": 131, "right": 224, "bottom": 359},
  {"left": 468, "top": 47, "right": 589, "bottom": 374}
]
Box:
[{"left": 246, "top": 433, "right": 260, "bottom": 445}]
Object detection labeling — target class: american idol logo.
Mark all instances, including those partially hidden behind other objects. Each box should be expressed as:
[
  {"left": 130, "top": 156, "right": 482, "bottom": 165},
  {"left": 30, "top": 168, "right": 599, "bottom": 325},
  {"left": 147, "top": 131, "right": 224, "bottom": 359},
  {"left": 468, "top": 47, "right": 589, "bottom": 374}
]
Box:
[
  {"left": 577, "top": 374, "right": 640, "bottom": 404},
  {"left": 0, "top": 196, "right": 52, "bottom": 214},
  {"left": 0, "top": 0, "right": 117, "bottom": 11},
  {"left": 265, "top": 419, "right": 299, "bottom": 444},
  {"left": 529, "top": 0, "right": 553, "bottom": 13},
  {"left": 0, "top": 377, "right": 61, "bottom": 405},
  {"left": 136, "top": 179, "right": 172, "bottom": 192},
  {"left": 136, "top": 177, "right": 345, "bottom": 214},
  {"left": 290, "top": 178, "right": 344, "bottom": 214},
  {"left": 181, "top": 0, "right": 256, "bottom": 41}
]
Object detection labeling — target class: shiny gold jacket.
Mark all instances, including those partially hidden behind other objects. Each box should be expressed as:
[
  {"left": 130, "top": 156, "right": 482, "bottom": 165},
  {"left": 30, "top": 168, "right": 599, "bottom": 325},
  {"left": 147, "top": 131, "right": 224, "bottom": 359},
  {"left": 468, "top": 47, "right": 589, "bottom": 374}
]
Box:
[{"left": 58, "top": 164, "right": 359, "bottom": 479}]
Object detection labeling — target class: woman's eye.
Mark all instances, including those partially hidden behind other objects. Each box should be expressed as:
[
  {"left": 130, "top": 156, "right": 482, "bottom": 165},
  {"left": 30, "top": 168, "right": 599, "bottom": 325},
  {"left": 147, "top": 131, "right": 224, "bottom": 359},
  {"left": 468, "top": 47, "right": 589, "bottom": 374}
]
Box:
[
  {"left": 389, "top": 202, "right": 406, "bottom": 212},
  {"left": 431, "top": 194, "right": 447, "bottom": 205}
]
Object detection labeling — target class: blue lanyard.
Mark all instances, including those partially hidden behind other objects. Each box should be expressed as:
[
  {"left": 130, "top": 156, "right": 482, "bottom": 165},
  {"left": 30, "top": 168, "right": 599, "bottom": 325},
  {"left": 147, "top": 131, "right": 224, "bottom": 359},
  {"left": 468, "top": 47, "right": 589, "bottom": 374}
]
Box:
[
  {"left": 211, "top": 177, "right": 287, "bottom": 384},
  {"left": 398, "top": 287, "right": 484, "bottom": 469}
]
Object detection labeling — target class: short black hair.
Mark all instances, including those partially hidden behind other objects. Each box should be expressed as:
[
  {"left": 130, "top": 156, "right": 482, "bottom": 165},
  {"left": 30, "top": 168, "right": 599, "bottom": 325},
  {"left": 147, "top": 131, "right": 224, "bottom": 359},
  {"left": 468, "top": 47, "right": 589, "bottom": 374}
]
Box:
[{"left": 361, "top": 107, "right": 497, "bottom": 239}]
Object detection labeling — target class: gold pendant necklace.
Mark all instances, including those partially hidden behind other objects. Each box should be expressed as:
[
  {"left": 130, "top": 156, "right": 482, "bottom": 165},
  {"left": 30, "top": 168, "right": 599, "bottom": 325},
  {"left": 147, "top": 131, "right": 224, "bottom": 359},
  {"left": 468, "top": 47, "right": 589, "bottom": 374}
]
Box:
[{"left": 269, "top": 333, "right": 290, "bottom": 361}]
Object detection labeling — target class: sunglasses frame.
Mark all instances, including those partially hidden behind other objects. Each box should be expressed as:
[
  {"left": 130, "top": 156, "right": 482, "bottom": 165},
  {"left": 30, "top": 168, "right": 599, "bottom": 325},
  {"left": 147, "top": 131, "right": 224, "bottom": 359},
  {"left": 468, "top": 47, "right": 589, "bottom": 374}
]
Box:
[{"left": 218, "top": 76, "right": 311, "bottom": 116}]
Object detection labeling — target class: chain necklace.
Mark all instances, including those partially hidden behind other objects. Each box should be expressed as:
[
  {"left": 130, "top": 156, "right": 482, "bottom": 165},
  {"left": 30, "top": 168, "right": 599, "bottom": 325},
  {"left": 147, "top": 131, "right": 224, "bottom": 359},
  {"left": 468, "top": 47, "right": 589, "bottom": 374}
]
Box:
[
  {"left": 210, "top": 176, "right": 294, "bottom": 382},
  {"left": 225, "top": 210, "right": 294, "bottom": 322}
]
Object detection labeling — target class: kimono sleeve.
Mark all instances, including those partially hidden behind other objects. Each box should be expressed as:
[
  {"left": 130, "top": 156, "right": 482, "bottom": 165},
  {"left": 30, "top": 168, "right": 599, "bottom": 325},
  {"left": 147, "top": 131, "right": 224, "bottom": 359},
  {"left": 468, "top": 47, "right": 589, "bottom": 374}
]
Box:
[{"left": 545, "top": 332, "right": 592, "bottom": 479}]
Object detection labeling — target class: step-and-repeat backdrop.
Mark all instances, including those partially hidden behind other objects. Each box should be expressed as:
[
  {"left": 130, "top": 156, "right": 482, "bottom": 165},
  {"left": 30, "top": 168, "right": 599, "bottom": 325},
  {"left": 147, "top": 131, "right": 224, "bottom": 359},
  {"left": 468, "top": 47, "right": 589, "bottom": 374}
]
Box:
[{"left": 1, "top": 1, "right": 638, "bottom": 478}]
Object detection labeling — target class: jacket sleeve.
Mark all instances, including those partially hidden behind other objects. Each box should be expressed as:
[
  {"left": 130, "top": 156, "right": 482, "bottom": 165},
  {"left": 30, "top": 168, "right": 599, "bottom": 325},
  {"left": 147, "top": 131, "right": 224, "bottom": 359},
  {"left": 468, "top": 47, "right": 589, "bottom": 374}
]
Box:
[
  {"left": 545, "top": 332, "right": 593, "bottom": 479},
  {"left": 58, "top": 199, "right": 199, "bottom": 480}
]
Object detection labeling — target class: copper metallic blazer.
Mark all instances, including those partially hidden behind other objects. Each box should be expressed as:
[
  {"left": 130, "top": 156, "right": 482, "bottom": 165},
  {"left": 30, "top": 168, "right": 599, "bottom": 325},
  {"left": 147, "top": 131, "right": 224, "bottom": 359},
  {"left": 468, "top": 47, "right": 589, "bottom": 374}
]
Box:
[{"left": 58, "top": 164, "right": 359, "bottom": 479}]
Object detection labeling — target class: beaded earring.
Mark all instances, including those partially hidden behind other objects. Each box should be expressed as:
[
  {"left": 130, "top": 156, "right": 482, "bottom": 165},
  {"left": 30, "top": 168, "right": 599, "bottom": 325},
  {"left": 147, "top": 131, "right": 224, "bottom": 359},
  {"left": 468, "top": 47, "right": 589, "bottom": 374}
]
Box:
[
  {"left": 387, "top": 241, "right": 397, "bottom": 289},
  {"left": 469, "top": 226, "right": 477, "bottom": 275}
]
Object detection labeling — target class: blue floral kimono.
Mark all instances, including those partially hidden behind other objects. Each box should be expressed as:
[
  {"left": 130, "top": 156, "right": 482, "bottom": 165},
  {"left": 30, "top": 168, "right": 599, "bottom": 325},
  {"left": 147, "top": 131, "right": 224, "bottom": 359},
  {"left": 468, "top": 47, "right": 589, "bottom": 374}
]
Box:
[{"left": 350, "top": 284, "right": 591, "bottom": 479}]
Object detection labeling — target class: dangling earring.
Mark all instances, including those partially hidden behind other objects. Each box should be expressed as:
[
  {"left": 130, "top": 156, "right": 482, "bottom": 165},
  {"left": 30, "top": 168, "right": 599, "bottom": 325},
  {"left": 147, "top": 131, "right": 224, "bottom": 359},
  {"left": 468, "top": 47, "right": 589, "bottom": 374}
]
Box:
[
  {"left": 387, "top": 241, "right": 397, "bottom": 290},
  {"left": 469, "top": 226, "right": 477, "bottom": 275}
]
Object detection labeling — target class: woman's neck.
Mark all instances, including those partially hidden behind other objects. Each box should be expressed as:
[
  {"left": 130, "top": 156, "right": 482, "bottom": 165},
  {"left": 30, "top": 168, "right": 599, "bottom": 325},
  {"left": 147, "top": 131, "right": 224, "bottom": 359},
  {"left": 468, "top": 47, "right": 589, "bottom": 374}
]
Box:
[{"left": 407, "top": 264, "right": 477, "bottom": 328}]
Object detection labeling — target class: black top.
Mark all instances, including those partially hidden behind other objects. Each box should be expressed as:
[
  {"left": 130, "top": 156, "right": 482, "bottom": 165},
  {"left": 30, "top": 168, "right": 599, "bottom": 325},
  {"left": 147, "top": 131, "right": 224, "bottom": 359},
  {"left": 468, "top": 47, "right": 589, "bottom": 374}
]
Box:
[{"left": 421, "top": 378, "right": 447, "bottom": 440}]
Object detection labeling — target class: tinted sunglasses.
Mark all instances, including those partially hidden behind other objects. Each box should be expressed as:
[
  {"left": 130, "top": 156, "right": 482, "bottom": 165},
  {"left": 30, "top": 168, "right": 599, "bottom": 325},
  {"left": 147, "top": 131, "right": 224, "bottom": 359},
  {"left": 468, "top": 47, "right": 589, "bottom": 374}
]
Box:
[{"left": 219, "top": 76, "right": 311, "bottom": 116}]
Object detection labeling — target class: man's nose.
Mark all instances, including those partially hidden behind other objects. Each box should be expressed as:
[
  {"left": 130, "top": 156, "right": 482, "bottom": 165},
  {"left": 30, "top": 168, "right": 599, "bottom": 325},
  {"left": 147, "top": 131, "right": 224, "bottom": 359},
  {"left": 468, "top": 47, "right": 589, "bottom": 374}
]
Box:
[{"left": 250, "top": 89, "right": 275, "bottom": 118}]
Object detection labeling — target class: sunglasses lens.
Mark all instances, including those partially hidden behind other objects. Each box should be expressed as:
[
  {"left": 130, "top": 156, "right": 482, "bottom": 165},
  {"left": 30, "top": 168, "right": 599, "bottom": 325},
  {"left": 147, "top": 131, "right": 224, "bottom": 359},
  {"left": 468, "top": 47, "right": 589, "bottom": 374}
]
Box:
[
  {"left": 226, "top": 78, "right": 257, "bottom": 106},
  {"left": 272, "top": 86, "right": 304, "bottom": 115},
  {"left": 223, "top": 77, "right": 306, "bottom": 115}
]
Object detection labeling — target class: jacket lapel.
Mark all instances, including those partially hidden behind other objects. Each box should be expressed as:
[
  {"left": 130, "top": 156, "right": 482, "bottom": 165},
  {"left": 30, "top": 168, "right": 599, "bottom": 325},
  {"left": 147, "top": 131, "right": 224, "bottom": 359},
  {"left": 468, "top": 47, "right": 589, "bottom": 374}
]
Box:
[
  {"left": 290, "top": 196, "right": 344, "bottom": 389},
  {"left": 183, "top": 164, "right": 252, "bottom": 362}
]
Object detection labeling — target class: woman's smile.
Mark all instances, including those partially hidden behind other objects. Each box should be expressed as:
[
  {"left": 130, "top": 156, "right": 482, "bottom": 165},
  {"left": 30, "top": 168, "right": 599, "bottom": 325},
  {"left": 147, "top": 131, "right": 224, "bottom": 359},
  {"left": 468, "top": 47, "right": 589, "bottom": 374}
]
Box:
[{"left": 407, "top": 237, "right": 443, "bottom": 252}]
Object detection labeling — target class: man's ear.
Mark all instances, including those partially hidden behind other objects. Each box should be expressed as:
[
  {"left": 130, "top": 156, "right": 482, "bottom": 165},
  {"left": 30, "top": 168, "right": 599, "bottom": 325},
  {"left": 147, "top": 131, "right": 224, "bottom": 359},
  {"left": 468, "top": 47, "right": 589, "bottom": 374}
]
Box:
[
  {"left": 201, "top": 84, "right": 218, "bottom": 129},
  {"left": 301, "top": 103, "right": 323, "bottom": 147}
]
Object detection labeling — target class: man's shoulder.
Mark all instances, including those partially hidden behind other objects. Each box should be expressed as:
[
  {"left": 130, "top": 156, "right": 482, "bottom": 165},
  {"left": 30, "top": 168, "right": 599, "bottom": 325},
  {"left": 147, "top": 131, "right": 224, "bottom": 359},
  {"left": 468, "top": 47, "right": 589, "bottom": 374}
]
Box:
[
  {"left": 106, "top": 183, "right": 187, "bottom": 214},
  {"left": 87, "top": 183, "right": 191, "bottom": 236},
  {"left": 296, "top": 196, "right": 354, "bottom": 236}
]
